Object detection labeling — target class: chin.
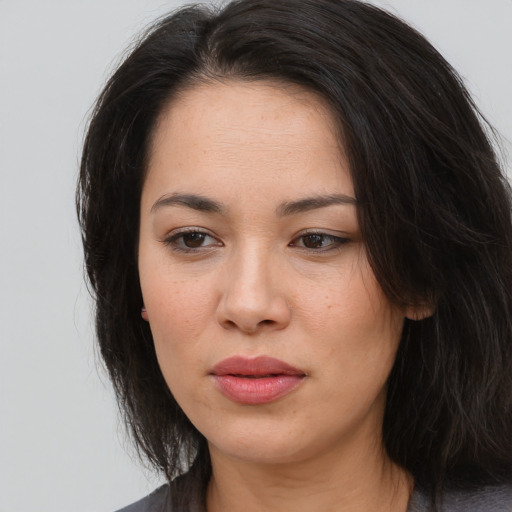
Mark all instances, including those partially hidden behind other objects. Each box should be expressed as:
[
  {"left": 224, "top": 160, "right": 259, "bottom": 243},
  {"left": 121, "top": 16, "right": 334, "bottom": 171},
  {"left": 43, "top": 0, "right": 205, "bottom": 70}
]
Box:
[
  {"left": 203, "top": 415, "right": 330, "bottom": 466},
  {"left": 211, "top": 438, "right": 310, "bottom": 466}
]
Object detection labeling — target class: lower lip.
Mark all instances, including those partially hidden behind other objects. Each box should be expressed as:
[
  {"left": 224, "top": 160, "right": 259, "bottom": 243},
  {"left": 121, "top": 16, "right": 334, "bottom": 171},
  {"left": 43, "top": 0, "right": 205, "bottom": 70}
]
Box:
[{"left": 212, "top": 375, "right": 304, "bottom": 405}]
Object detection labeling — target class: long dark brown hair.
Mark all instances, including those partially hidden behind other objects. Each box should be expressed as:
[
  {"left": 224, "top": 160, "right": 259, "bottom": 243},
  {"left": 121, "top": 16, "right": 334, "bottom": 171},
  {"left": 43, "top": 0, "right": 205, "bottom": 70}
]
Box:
[{"left": 77, "top": 0, "right": 512, "bottom": 507}]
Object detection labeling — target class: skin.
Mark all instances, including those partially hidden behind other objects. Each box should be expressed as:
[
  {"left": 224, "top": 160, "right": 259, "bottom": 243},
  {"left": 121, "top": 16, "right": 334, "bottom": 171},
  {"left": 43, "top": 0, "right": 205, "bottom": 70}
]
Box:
[{"left": 138, "top": 81, "right": 416, "bottom": 512}]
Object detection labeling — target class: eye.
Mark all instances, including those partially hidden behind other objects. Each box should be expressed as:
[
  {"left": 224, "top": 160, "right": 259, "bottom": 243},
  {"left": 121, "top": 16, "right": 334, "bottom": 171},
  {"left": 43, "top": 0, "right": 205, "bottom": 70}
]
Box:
[
  {"left": 180, "top": 232, "right": 211, "bottom": 248},
  {"left": 163, "top": 229, "right": 221, "bottom": 252},
  {"left": 290, "top": 232, "right": 350, "bottom": 251}
]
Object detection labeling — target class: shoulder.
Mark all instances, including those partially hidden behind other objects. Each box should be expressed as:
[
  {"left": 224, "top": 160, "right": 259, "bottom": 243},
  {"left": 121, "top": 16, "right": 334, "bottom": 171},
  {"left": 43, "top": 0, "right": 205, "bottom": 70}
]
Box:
[
  {"left": 114, "top": 471, "right": 204, "bottom": 512},
  {"left": 115, "top": 484, "right": 170, "bottom": 512},
  {"left": 441, "top": 484, "right": 512, "bottom": 512},
  {"left": 408, "top": 483, "right": 512, "bottom": 512}
]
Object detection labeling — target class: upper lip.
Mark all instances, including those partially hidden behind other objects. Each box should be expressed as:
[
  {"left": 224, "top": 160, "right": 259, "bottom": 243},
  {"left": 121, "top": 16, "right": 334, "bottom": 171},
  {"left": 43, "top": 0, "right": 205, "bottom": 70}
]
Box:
[{"left": 211, "top": 356, "right": 305, "bottom": 377}]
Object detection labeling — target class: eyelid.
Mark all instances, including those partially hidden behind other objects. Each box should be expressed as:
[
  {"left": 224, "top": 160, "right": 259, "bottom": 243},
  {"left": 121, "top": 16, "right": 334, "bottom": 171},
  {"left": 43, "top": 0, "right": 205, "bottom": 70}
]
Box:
[
  {"left": 161, "top": 226, "right": 222, "bottom": 252},
  {"left": 289, "top": 229, "right": 351, "bottom": 251}
]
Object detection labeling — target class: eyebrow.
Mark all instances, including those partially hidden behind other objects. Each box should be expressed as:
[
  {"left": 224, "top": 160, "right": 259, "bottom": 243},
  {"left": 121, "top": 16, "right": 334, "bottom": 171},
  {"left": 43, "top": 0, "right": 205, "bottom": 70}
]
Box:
[
  {"left": 276, "top": 194, "right": 357, "bottom": 216},
  {"left": 150, "top": 192, "right": 357, "bottom": 216},
  {"left": 151, "top": 193, "right": 225, "bottom": 214}
]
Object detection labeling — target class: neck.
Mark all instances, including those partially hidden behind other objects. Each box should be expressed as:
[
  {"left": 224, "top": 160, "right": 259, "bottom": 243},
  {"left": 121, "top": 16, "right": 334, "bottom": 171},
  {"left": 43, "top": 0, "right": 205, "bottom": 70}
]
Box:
[{"left": 206, "top": 432, "right": 413, "bottom": 512}]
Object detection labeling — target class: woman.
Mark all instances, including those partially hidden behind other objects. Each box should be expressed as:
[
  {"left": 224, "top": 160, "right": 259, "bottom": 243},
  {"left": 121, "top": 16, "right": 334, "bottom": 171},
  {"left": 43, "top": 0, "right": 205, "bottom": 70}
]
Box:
[{"left": 77, "top": 0, "right": 512, "bottom": 510}]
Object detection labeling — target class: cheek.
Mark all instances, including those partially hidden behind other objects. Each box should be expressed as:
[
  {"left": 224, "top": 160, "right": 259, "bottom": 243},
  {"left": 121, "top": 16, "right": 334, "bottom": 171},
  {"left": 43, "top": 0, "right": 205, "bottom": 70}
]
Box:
[
  {"left": 298, "top": 262, "right": 400, "bottom": 338},
  {"left": 142, "top": 271, "right": 215, "bottom": 338},
  {"left": 297, "top": 263, "right": 404, "bottom": 390},
  {"left": 139, "top": 270, "right": 218, "bottom": 388},
  {"left": 143, "top": 277, "right": 214, "bottom": 408}
]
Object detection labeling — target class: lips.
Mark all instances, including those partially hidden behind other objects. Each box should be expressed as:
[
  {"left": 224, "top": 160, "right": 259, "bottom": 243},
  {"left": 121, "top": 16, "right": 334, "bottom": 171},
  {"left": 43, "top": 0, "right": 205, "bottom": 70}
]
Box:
[{"left": 211, "top": 356, "right": 306, "bottom": 405}]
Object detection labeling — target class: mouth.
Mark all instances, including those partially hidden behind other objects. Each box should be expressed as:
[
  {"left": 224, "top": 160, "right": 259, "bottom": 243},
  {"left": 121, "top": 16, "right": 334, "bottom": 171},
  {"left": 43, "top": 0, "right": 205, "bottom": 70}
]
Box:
[{"left": 210, "top": 356, "right": 306, "bottom": 405}]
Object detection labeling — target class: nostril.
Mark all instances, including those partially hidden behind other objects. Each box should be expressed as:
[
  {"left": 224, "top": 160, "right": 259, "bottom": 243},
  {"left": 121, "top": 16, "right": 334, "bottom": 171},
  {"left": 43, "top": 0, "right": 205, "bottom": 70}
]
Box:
[
  {"left": 216, "top": 291, "right": 291, "bottom": 333},
  {"left": 224, "top": 320, "right": 237, "bottom": 329}
]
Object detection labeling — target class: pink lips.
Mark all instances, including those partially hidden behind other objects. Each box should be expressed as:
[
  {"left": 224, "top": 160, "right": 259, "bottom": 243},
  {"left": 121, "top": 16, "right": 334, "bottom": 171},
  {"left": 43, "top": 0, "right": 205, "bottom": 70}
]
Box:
[{"left": 211, "top": 356, "right": 305, "bottom": 405}]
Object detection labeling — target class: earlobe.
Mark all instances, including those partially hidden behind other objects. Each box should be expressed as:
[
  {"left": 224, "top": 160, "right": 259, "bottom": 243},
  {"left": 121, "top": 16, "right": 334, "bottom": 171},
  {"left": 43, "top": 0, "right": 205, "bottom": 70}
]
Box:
[
  {"left": 141, "top": 306, "right": 149, "bottom": 322},
  {"left": 405, "top": 304, "right": 434, "bottom": 321}
]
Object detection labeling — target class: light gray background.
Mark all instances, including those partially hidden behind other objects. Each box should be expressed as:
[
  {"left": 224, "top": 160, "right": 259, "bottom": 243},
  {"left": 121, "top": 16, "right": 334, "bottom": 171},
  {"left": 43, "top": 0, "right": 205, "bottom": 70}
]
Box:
[{"left": 1, "top": 1, "right": 511, "bottom": 511}]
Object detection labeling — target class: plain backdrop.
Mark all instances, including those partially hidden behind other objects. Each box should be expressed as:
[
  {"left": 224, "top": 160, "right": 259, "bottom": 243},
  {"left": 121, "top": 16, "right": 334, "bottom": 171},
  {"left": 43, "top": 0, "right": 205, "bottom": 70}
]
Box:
[{"left": 1, "top": 1, "right": 511, "bottom": 511}]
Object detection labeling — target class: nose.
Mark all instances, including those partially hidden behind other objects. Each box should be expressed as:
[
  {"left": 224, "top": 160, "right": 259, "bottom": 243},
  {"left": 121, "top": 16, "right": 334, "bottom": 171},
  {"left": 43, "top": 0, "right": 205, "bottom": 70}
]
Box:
[{"left": 216, "top": 245, "right": 291, "bottom": 334}]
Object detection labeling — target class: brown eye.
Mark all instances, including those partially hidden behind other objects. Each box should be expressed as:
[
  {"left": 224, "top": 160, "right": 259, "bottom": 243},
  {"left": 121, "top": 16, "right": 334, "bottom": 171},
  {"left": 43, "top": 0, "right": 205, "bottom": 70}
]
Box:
[
  {"left": 182, "top": 232, "right": 207, "bottom": 248},
  {"left": 163, "top": 230, "right": 220, "bottom": 252},
  {"left": 291, "top": 232, "right": 350, "bottom": 252},
  {"left": 302, "top": 234, "right": 325, "bottom": 248}
]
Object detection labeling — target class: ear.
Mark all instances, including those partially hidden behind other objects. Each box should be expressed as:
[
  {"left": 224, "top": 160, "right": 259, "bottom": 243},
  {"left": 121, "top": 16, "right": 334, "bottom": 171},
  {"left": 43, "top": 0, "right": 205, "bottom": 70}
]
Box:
[
  {"left": 404, "top": 304, "right": 434, "bottom": 321},
  {"left": 141, "top": 306, "right": 149, "bottom": 322}
]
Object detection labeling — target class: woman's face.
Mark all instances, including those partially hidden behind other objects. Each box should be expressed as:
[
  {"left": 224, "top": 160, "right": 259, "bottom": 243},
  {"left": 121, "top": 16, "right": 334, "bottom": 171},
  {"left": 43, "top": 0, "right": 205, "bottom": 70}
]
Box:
[{"left": 139, "top": 81, "right": 407, "bottom": 465}]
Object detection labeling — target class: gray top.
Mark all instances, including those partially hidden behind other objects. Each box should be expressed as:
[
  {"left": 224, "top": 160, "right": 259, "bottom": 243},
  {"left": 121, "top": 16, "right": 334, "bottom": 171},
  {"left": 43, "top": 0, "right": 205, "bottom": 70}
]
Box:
[
  {"left": 116, "top": 479, "right": 512, "bottom": 512},
  {"left": 407, "top": 484, "right": 512, "bottom": 512},
  {"left": 115, "top": 484, "right": 170, "bottom": 512}
]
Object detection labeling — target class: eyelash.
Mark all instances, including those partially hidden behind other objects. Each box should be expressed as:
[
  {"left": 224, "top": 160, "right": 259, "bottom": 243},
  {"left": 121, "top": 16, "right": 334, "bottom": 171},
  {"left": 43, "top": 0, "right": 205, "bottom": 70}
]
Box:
[
  {"left": 162, "top": 228, "right": 221, "bottom": 253},
  {"left": 162, "top": 229, "right": 350, "bottom": 254},
  {"left": 289, "top": 231, "right": 351, "bottom": 252}
]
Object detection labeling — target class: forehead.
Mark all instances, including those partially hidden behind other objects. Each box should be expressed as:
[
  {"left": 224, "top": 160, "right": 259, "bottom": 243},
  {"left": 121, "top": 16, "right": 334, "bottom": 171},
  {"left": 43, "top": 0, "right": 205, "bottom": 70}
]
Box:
[{"left": 145, "top": 80, "right": 353, "bottom": 200}]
